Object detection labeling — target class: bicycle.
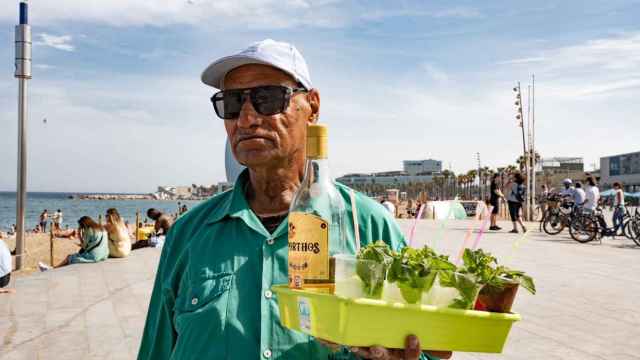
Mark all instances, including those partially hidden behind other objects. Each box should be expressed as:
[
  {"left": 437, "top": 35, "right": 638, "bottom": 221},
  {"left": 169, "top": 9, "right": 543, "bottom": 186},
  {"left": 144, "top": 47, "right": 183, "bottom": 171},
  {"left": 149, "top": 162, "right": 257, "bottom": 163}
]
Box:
[
  {"left": 569, "top": 206, "right": 638, "bottom": 244},
  {"left": 542, "top": 194, "right": 576, "bottom": 235},
  {"left": 622, "top": 207, "right": 640, "bottom": 246}
]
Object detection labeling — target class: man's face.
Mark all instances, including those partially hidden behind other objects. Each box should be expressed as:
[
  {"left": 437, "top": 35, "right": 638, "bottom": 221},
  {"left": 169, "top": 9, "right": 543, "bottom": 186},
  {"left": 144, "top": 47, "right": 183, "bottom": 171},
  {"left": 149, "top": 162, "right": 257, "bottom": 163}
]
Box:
[{"left": 222, "top": 64, "right": 319, "bottom": 168}]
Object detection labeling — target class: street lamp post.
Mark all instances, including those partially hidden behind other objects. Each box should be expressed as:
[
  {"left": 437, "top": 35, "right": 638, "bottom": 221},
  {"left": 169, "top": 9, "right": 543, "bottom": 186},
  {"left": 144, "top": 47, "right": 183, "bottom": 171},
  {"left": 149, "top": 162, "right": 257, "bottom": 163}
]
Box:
[
  {"left": 514, "top": 83, "right": 529, "bottom": 220},
  {"left": 14, "top": 1, "right": 31, "bottom": 270}
]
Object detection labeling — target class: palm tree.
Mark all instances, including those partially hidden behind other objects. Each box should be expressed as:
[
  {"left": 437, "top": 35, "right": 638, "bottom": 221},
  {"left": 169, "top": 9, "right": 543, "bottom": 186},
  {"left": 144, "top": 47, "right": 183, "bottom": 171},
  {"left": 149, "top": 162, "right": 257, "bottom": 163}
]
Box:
[
  {"left": 466, "top": 170, "right": 478, "bottom": 199},
  {"left": 505, "top": 165, "right": 518, "bottom": 174},
  {"left": 441, "top": 169, "right": 451, "bottom": 199},
  {"left": 456, "top": 174, "right": 465, "bottom": 199}
]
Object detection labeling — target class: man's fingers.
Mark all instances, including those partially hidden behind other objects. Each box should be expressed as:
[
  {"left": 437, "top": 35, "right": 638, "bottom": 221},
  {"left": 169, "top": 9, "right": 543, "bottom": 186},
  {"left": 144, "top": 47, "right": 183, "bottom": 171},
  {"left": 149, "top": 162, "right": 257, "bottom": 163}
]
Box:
[
  {"left": 350, "top": 347, "right": 373, "bottom": 359},
  {"left": 404, "top": 335, "right": 421, "bottom": 360},
  {"left": 369, "top": 346, "right": 392, "bottom": 359}
]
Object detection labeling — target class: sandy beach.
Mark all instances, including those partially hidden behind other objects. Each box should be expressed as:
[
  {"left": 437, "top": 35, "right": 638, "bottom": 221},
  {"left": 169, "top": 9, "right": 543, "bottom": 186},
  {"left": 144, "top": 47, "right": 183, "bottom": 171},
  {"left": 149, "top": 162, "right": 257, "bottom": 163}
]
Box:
[{"left": 2, "top": 232, "right": 80, "bottom": 276}]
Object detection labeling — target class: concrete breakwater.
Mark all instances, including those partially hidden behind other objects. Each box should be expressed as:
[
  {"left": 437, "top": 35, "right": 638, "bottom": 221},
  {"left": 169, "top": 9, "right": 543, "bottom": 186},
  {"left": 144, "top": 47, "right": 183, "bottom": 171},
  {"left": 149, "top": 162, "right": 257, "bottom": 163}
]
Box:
[{"left": 77, "top": 194, "right": 154, "bottom": 200}]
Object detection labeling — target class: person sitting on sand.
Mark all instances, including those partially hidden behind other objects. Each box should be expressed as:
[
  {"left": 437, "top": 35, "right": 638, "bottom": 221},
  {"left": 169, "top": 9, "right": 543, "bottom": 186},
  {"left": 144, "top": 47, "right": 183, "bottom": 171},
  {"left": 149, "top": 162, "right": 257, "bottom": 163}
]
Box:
[
  {"left": 38, "top": 216, "right": 109, "bottom": 271},
  {"left": 104, "top": 208, "right": 131, "bottom": 258},
  {"left": 132, "top": 209, "right": 173, "bottom": 250},
  {"left": 0, "top": 238, "right": 15, "bottom": 294},
  {"left": 148, "top": 208, "right": 173, "bottom": 236}
]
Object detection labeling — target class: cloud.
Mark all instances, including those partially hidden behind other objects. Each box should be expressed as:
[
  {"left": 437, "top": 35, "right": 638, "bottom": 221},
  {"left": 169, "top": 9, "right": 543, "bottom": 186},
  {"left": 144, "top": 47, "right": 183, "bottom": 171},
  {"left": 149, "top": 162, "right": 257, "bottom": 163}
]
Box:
[
  {"left": 36, "top": 33, "right": 75, "bottom": 51},
  {"left": 0, "top": 0, "right": 351, "bottom": 29},
  {"left": 421, "top": 63, "right": 449, "bottom": 82},
  {"left": 432, "top": 6, "right": 482, "bottom": 18},
  {"left": 497, "top": 57, "right": 546, "bottom": 65},
  {"left": 34, "top": 64, "right": 56, "bottom": 70},
  {"left": 0, "top": 1, "right": 480, "bottom": 29},
  {"left": 361, "top": 6, "right": 482, "bottom": 21},
  {"left": 499, "top": 32, "right": 640, "bottom": 98}
]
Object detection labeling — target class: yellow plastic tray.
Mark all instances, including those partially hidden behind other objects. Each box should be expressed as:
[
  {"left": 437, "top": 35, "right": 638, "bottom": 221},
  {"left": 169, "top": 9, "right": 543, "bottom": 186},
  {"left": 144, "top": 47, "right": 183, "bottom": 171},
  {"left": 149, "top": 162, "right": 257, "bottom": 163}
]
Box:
[{"left": 272, "top": 285, "right": 521, "bottom": 353}]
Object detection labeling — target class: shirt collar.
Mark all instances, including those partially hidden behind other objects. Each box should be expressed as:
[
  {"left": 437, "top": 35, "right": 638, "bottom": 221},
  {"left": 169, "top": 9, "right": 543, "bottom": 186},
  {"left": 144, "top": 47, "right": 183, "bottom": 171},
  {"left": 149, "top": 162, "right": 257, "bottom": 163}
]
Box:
[{"left": 206, "top": 169, "right": 286, "bottom": 238}]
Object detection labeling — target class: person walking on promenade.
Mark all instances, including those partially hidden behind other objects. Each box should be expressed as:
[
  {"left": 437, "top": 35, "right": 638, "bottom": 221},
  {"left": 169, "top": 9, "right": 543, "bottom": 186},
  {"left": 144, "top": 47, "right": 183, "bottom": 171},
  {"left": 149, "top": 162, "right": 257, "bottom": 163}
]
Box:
[
  {"left": 489, "top": 173, "right": 504, "bottom": 231},
  {"left": 39, "top": 209, "right": 49, "bottom": 233},
  {"left": 137, "top": 39, "right": 450, "bottom": 360},
  {"left": 584, "top": 177, "right": 600, "bottom": 214},
  {"left": 506, "top": 173, "right": 527, "bottom": 233},
  {"left": 612, "top": 182, "right": 625, "bottom": 233},
  {"left": 104, "top": 208, "right": 131, "bottom": 258},
  {"left": 38, "top": 216, "right": 109, "bottom": 271},
  {"left": 52, "top": 209, "right": 63, "bottom": 231}
]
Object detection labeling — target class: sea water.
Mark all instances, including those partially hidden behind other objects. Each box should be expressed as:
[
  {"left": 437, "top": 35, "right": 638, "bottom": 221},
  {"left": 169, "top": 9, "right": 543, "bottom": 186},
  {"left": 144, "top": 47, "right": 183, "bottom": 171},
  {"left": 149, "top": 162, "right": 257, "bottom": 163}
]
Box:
[{"left": 0, "top": 191, "right": 202, "bottom": 231}]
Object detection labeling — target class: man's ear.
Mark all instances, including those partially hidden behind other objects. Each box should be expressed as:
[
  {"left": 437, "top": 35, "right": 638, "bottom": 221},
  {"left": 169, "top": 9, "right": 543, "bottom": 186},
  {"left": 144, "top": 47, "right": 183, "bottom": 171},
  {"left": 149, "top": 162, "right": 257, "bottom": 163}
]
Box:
[{"left": 307, "top": 89, "right": 320, "bottom": 124}]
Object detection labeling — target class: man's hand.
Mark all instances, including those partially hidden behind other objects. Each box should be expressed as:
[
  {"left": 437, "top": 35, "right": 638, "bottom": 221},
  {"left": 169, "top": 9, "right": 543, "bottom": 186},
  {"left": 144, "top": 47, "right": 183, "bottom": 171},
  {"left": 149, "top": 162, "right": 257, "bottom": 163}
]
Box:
[{"left": 319, "top": 335, "right": 452, "bottom": 360}]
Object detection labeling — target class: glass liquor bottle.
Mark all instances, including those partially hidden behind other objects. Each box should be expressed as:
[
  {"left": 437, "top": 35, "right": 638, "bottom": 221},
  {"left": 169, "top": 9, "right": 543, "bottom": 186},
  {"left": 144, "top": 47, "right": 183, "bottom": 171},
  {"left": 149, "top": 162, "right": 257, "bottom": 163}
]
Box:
[{"left": 288, "top": 123, "right": 347, "bottom": 293}]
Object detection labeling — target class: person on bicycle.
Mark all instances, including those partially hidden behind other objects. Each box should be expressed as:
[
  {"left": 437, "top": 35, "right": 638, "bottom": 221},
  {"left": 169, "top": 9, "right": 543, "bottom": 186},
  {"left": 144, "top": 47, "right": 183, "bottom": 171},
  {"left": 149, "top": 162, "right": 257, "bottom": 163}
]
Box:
[
  {"left": 559, "top": 179, "right": 575, "bottom": 198},
  {"left": 584, "top": 176, "right": 600, "bottom": 214},
  {"left": 612, "top": 182, "right": 625, "bottom": 232}
]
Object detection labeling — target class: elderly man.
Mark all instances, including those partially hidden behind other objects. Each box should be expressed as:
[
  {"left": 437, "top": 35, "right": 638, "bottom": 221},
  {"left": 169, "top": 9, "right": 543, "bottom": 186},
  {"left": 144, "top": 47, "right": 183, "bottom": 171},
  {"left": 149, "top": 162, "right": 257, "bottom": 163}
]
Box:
[{"left": 138, "top": 39, "right": 450, "bottom": 360}]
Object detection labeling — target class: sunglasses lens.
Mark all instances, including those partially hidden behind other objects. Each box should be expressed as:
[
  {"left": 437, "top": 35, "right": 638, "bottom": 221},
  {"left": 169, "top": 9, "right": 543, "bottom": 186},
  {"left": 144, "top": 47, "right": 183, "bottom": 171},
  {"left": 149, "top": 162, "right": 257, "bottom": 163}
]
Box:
[
  {"left": 222, "top": 91, "right": 244, "bottom": 119},
  {"left": 212, "top": 86, "right": 294, "bottom": 119},
  {"left": 252, "top": 86, "right": 287, "bottom": 116}
]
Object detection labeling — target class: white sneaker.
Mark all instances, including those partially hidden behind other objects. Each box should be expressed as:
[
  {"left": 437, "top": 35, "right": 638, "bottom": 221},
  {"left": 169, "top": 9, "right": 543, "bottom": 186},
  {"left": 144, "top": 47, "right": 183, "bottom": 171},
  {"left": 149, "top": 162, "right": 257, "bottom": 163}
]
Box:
[{"left": 38, "top": 261, "right": 52, "bottom": 272}]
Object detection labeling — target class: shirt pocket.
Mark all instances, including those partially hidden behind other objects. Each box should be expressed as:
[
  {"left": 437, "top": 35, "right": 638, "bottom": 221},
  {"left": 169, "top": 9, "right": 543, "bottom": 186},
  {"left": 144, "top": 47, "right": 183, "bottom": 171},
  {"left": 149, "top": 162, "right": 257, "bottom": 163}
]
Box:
[{"left": 174, "top": 271, "right": 233, "bottom": 344}]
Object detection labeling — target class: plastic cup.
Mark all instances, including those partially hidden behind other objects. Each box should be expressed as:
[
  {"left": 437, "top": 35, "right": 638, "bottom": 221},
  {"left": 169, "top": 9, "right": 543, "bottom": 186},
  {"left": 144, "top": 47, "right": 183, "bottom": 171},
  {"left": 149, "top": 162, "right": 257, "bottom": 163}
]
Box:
[
  {"left": 334, "top": 254, "right": 387, "bottom": 299},
  {"left": 424, "top": 272, "right": 481, "bottom": 309}
]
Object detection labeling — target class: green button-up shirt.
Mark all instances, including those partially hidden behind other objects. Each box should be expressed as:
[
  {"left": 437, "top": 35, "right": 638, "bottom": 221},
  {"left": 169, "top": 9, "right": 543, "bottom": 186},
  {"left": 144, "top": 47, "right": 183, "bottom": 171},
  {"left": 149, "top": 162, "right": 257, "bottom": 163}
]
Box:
[{"left": 138, "top": 171, "right": 430, "bottom": 359}]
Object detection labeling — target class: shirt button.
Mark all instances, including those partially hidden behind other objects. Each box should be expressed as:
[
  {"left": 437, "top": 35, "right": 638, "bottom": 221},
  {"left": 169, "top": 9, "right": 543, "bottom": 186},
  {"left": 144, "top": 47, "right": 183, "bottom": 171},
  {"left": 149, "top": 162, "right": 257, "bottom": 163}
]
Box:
[
  {"left": 264, "top": 290, "right": 273, "bottom": 299},
  {"left": 263, "top": 349, "right": 272, "bottom": 358},
  {"left": 267, "top": 238, "right": 275, "bottom": 245},
  {"left": 191, "top": 297, "right": 198, "bottom": 305}
]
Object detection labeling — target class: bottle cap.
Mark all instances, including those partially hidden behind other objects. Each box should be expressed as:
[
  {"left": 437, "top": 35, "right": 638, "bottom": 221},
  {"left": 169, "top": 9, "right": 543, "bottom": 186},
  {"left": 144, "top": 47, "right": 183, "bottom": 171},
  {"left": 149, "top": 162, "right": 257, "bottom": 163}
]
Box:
[{"left": 307, "top": 124, "right": 327, "bottom": 159}]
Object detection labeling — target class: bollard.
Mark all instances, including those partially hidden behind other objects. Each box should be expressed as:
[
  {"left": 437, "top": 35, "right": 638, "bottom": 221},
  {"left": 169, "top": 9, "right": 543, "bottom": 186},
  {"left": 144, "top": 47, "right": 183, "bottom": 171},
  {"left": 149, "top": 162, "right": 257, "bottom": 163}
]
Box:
[
  {"left": 135, "top": 211, "right": 140, "bottom": 241},
  {"left": 49, "top": 224, "right": 54, "bottom": 266}
]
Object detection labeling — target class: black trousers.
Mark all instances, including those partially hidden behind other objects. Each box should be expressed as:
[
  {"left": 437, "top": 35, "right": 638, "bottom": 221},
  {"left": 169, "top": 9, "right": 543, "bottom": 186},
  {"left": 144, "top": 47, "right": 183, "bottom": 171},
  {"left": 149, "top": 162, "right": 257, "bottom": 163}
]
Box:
[{"left": 508, "top": 201, "right": 522, "bottom": 221}]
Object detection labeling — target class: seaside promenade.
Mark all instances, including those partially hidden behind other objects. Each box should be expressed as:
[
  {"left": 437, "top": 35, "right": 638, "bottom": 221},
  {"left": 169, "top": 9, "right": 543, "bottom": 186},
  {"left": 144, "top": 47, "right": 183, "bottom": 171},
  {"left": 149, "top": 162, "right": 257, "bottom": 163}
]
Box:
[{"left": 1, "top": 219, "right": 639, "bottom": 360}]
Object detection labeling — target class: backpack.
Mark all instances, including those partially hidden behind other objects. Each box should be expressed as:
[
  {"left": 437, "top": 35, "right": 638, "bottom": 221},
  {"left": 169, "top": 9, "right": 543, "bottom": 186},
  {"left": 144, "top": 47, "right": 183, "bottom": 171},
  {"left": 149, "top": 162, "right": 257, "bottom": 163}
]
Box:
[{"left": 512, "top": 184, "right": 525, "bottom": 203}]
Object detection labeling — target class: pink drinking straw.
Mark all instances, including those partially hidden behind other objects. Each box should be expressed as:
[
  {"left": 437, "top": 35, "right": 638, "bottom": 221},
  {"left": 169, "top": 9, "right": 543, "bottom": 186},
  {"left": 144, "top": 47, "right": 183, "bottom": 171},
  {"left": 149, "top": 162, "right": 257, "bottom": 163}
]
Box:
[
  {"left": 407, "top": 203, "right": 426, "bottom": 248},
  {"left": 432, "top": 201, "right": 456, "bottom": 251},
  {"left": 455, "top": 201, "right": 486, "bottom": 264},
  {"left": 471, "top": 205, "right": 493, "bottom": 249}
]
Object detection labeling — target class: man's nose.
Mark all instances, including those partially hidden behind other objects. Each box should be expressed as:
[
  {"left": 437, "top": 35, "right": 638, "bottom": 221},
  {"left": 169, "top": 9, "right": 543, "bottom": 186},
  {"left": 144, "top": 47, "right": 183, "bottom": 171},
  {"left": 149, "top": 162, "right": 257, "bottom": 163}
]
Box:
[{"left": 236, "top": 95, "right": 262, "bottom": 128}]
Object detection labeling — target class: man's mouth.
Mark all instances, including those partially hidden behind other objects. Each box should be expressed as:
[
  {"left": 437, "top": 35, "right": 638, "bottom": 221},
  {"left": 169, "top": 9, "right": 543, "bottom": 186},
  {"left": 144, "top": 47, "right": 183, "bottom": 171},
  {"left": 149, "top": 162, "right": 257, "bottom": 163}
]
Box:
[{"left": 236, "top": 135, "right": 273, "bottom": 145}]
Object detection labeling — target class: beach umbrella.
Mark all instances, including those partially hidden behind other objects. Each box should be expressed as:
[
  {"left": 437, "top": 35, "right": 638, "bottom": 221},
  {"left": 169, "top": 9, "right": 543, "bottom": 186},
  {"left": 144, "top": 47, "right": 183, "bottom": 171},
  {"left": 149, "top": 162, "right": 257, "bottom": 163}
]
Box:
[{"left": 600, "top": 189, "right": 616, "bottom": 197}]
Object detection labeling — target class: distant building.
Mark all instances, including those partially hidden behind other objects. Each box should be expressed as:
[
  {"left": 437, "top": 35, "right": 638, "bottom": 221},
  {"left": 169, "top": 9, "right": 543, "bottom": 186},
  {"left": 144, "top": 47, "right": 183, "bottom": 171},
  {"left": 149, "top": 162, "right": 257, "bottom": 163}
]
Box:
[
  {"left": 540, "top": 157, "right": 584, "bottom": 173},
  {"left": 336, "top": 159, "right": 442, "bottom": 186},
  {"left": 600, "top": 151, "right": 640, "bottom": 192},
  {"left": 403, "top": 159, "right": 442, "bottom": 176}
]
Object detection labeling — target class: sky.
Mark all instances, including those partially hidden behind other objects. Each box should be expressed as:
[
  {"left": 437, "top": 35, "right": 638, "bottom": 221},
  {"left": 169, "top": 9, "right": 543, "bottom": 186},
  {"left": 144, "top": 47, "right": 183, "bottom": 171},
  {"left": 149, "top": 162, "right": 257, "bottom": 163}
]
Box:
[{"left": 1, "top": 0, "right": 640, "bottom": 193}]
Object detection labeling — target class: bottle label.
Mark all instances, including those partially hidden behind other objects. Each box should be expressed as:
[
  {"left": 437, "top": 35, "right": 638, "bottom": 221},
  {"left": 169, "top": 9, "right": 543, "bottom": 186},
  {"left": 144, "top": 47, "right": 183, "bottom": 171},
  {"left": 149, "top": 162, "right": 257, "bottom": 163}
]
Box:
[{"left": 288, "top": 212, "right": 329, "bottom": 281}]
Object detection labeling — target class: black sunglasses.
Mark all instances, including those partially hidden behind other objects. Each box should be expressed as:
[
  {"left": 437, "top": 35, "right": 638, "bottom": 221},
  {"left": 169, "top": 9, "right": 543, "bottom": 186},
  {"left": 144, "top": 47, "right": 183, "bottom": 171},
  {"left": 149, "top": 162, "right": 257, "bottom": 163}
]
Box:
[{"left": 210, "top": 85, "right": 307, "bottom": 120}]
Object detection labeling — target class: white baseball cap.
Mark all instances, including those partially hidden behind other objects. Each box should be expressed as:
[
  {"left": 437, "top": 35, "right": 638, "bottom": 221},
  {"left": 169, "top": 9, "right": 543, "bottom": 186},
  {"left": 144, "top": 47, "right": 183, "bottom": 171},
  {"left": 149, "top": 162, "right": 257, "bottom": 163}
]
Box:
[{"left": 201, "top": 39, "right": 312, "bottom": 90}]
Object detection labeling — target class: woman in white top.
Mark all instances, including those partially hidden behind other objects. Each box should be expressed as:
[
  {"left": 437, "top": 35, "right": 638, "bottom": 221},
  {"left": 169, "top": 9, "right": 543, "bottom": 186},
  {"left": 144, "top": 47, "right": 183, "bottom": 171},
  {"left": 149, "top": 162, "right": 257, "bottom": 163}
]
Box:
[
  {"left": 104, "top": 208, "right": 132, "bottom": 258},
  {"left": 583, "top": 177, "right": 600, "bottom": 213},
  {"left": 612, "top": 182, "right": 625, "bottom": 232}
]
